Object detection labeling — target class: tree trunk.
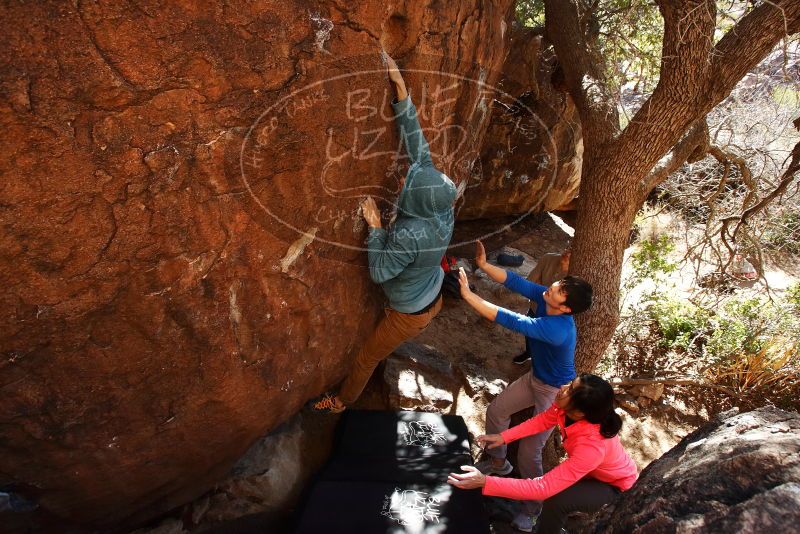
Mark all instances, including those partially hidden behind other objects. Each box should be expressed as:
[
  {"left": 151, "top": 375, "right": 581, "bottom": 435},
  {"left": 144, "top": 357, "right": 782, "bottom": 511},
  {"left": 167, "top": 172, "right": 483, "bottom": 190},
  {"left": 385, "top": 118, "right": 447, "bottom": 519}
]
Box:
[{"left": 570, "top": 160, "right": 640, "bottom": 372}]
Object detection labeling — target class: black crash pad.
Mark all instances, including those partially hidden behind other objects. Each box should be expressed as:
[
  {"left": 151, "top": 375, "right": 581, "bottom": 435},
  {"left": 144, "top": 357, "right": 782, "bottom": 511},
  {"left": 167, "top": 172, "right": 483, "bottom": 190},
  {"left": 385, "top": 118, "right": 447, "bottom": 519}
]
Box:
[
  {"left": 295, "top": 480, "right": 490, "bottom": 534},
  {"left": 332, "top": 410, "right": 471, "bottom": 459},
  {"left": 318, "top": 453, "right": 473, "bottom": 484}
]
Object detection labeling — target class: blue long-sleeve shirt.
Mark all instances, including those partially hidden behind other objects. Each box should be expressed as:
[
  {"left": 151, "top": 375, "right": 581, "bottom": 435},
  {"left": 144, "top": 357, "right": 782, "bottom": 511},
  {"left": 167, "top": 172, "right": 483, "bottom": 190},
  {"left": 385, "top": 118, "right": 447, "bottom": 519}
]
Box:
[{"left": 494, "top": 271, "right": 577, "bottom": 387}]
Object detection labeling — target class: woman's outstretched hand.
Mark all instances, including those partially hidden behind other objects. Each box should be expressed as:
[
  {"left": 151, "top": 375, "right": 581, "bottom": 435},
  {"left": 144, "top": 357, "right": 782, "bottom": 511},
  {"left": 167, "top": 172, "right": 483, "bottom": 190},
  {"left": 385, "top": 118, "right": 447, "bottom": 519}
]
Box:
[
  {"left": 458, "top": 267, "right": 473, "bottom": 299},
  {"left": 475, "top": 434, "right": 506, "bottom": 449},
  {"left": 447, "top": 465, "right": 486, "bottom": 490},
  {"left": 476, "top": 434, "right": 505, "bottom": 449}
]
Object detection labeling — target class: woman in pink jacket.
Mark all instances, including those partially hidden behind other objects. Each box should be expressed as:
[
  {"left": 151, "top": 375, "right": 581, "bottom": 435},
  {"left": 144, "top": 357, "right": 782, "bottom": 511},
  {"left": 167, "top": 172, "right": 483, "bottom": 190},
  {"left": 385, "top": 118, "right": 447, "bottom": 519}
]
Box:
[{"left": 448, "top": 374, "right": 638, "bottom": 533}]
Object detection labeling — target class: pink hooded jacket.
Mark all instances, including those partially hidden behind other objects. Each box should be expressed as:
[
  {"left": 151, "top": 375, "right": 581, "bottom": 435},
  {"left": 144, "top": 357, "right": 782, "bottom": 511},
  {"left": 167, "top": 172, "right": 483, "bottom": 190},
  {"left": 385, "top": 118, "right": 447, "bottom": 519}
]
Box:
[{"left": 482, "top": 403, "right": 638, "bottom": 501}]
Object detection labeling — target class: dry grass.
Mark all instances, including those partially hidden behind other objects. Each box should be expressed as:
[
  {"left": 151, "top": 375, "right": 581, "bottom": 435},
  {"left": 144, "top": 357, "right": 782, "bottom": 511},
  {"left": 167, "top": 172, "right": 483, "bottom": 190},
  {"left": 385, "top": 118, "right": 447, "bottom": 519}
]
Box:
[{"left": 705, "top": 338, "right": 800, "bottom": 410}]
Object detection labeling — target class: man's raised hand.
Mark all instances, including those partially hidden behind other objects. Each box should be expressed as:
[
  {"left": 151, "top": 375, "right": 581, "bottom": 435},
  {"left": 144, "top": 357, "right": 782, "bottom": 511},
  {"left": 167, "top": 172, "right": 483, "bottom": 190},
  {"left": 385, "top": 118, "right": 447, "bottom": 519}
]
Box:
[
  {"left": 472, "top": 241, "right": 507, "bottom": 284},
  {"left": 383, "top": 52, "right": 408, "bottom": 101},
  {"left": 475, "top": 240, "right": 487, "bottom": 269}
]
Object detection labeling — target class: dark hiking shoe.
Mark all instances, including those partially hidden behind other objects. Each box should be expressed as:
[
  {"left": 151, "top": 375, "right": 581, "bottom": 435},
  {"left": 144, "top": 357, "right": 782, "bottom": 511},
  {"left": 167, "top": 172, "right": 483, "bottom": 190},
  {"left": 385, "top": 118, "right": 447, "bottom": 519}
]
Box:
[
  {"left": 512, "top": 351, "right": 530, "bottom": 365},
  {"left": 511, "top": 512, "right": 536, "bottom": 532}
]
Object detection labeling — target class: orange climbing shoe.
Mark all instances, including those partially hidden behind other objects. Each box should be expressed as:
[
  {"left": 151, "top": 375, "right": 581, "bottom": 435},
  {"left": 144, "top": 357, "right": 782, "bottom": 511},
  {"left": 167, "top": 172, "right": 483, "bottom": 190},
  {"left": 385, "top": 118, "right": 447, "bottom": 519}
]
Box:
[{"left": 312, "top": 394, "right": 346, "bottom": 414}]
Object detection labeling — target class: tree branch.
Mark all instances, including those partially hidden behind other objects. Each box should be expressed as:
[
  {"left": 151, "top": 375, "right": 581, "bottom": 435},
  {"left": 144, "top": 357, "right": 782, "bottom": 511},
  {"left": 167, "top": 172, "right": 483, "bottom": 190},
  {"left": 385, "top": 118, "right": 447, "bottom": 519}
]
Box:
[
  {"left": 654, "top": 0, "right": 716, "bottom": 100},
  {"left": 719, "top": 138, "right": 800, "bottom": 243},
  {"left": 608, "top": 0, "right": 797, "bottom": 200},
  {"left": 640, "top": 118, "right": 710, "bottom": 196},
  {"left": 706, "top": 0, "right": 800, "bottom": 110},
  {"left": 543, "top": 0, "right": 619, "bottom": 152},
  {"left": 607, "top": 1, "right": 717, "bottom": 193}
]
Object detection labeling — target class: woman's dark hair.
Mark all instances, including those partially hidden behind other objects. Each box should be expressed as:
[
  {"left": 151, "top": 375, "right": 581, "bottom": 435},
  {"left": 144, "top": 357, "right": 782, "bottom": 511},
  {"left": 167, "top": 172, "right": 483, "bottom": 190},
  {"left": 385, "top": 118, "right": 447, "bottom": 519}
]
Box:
[{"left": 568, "top": 374, "right": 622, "bottom": 438}]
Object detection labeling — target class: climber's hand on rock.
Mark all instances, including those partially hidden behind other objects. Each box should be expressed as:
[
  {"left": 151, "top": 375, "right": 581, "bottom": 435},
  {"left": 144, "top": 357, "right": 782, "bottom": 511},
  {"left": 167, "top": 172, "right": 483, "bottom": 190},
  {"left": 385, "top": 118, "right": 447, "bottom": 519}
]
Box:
[
  {"left": 361, "top": 196, "right": 381, "bottom": 229},
  {"left": 477, "top": 434, "right": 505, "bottom": 449},
  {"left": 384, "top": 53, "right": 408, "bottom": 101},
  {"left": 447, "top": 465, "right": 486, "bottom": 490},
  {"left": 385, "top": 54, "right": 403, "bottom": 84}
]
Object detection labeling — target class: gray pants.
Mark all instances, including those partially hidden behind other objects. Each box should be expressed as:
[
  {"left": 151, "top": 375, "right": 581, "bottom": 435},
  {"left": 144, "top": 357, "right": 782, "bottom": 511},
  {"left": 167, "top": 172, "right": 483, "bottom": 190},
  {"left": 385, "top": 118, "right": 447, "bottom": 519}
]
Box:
[
  {"left": 485, "top": 372, "right": 559, "bottom": 516},
  {"left": 537, "top": 479, "right": 620, "bottom": 533}
]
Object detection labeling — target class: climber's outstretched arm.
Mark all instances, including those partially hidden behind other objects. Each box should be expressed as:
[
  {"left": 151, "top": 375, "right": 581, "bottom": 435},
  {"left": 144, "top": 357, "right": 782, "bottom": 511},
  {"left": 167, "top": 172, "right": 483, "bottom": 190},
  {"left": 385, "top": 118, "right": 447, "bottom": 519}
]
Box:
[
  {"left": 385, "top": 54, "right": 408, "bottom": 101},
  {"left": 385, "top": 54, "right": 433, "bottom": 168}
]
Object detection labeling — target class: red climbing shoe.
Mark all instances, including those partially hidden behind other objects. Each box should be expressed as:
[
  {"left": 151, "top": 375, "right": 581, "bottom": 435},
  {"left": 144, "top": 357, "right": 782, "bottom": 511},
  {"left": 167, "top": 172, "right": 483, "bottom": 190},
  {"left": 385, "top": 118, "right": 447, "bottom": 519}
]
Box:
[{"left": 312, "top": 394, "right": 346, "bottom": 414}]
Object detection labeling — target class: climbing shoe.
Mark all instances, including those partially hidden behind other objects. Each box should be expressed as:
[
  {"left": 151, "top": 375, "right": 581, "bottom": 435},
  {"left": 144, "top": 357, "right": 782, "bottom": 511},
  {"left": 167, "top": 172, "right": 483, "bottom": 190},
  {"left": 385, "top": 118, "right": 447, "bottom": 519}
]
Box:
[
  {"left": 512, "top": 351, "right": 531, "bottom": 365},
  {"left": 511, "top": 512, "right": 536, "bottom": 532},
  {"left": 312, "top": 394, "right": 346, "bottom": 414}
]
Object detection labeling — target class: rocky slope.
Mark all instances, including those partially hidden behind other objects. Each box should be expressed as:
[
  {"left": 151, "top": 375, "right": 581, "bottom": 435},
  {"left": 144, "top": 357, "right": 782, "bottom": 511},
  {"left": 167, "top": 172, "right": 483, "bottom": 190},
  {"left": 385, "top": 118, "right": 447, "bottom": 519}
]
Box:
[{"left": 592, "top": 407, "right": 800, "bottom": 533}]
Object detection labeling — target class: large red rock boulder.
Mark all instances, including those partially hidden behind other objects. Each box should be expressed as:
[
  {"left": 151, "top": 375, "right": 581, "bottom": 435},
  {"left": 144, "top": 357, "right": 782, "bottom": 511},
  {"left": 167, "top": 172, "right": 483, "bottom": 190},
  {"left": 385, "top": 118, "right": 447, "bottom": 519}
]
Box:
[
  {"left": 0, "top": 1, "right": 515, "bottom": 529},
  {"left": 456, "top": 25, "right": 582, "bottom": 221}
]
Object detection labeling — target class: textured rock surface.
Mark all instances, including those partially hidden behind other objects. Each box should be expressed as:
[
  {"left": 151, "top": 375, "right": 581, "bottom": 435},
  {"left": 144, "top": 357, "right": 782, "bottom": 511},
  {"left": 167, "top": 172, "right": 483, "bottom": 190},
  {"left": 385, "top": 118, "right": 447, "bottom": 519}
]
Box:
[
  {"left": 195, "top": 410, "right": 338, "bottom": 527},
  {"left": 384, "top": 342, "right": 460, "bottom": 412},
  {"left": 200, "top": 416, "right": 308, "bottom": 524},
  {"left": 0, "top": 1, "right": 515, "bottom": 529},
  {"left": 457, "top": 26, "right": 582, "bottom": 220},
  {"left": 592, "top": 407, "right": 800, "bottom": 533}
]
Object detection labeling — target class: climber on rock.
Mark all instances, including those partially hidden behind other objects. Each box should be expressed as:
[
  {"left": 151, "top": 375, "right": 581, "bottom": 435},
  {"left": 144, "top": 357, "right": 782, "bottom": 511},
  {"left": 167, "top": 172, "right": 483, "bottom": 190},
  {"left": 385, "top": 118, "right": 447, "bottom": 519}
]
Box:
[
  {"left": 313, "top": 54, "right": 457, "bottom": 414},
  {"left": 456, "top": 246, "right": 593, "bottom": 532},
  {"left": 448, "top": 374, "right": 638, "bottom": 534}
]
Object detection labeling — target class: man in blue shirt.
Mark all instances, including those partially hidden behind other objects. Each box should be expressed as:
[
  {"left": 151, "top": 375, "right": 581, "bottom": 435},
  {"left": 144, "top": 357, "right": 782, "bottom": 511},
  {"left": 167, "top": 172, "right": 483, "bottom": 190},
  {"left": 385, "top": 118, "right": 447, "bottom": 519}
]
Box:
[{"left": 457, "top": 242, "right": 592, "bottom": 532}]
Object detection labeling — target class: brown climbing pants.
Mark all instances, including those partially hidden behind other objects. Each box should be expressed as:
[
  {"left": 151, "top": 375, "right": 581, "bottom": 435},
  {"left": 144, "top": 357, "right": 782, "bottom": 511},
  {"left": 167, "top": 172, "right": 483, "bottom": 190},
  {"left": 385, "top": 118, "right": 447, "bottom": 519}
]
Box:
[{"left": 338, "top": 296, "right": 443, "bottom": 405}]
